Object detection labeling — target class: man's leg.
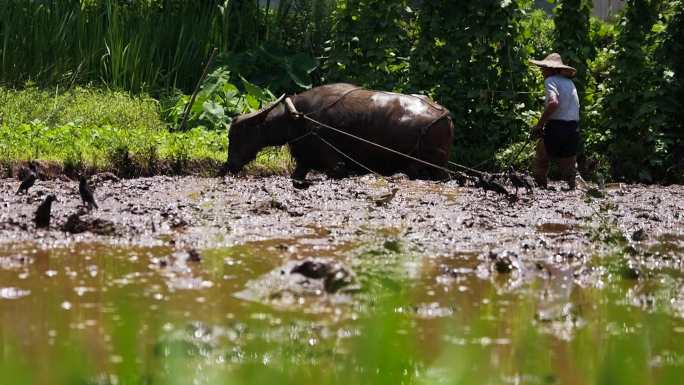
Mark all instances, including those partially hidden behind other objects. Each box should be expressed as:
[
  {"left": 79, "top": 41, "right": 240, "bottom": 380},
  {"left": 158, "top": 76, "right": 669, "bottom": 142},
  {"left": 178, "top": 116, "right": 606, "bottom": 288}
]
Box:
[
  {"left": 533, "top": 140, "right": 550, "bottom": 188},
  {"left": 558, "top": 156, "right": 577, "bottom": 190}
]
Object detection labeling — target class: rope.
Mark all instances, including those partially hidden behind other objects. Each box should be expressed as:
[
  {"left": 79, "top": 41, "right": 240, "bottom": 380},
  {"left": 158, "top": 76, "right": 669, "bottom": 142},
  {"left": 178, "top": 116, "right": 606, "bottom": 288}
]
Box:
[
  {"left": 303, "top": 87, "right": 364, "bottom": 118},
  {"left": 449, "top": 137, "right": 538, "bottom": 175},
  {"left": 507, "top": 138, "right": 535, "bottom": 166},
  {"left": 446, "top": 161, "right": 486, "bottom": 176},
  {"left": 315, "top": 134, "right": 401, "bottom": 196},
  {"left": 287, "top": 131, "right": 313, "bottom": 145},
  {"left": 315, "top": 134, "right": 383, "bottom": 178},
  {"left": 300, "top": 114, "right": 472, "bottom": 178},
  {"left": 469, "top": 157, "right": 493, "bottom": 170}
]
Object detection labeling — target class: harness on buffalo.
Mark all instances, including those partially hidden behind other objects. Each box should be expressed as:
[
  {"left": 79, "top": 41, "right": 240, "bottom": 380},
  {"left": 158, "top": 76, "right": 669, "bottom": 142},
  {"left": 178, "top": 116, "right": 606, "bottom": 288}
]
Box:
[
  {"left": 283, "top": 89, "right": 450, "bottom": 157},
  {"left": 283, "top": 88, "right": 365, "bottom": 145},
  {"left": 279, "top": 94, "right": 469, "bottom": 179},
  {"left": 407, "top": 110, "right": 451, "bottom": 156}
]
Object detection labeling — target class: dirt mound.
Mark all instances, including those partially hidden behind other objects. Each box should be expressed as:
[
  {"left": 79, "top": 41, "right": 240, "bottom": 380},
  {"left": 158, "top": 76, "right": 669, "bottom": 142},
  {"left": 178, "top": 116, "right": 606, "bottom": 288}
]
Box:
[{"left": 234, "top": 258, "right": 358, "bottom": 310}]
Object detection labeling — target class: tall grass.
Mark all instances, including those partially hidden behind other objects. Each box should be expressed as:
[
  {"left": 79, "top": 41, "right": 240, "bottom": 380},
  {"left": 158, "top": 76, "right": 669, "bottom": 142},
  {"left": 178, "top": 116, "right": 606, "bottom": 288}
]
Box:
[
  {"left": 0, "top": 0, "right": 218, "bottom": 92},
  {"left": 0, "top": 0, "right": 331, "bottom": 93}
]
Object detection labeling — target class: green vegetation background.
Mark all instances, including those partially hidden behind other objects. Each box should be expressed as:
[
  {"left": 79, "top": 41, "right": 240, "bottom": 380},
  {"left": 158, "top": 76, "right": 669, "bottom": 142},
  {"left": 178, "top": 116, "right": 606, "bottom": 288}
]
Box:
[{"left": 0, "top": 0, "right": 682, "bottom": 182}]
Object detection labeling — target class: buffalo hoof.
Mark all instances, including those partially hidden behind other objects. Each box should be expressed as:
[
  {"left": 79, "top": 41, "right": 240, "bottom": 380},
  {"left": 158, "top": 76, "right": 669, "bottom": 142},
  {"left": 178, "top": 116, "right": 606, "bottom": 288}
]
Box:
[
  {"left": 292, "top": 179, "right": 313, "bottom": 190},
  {"left": 327, "top": 162, "right": 350, "bottom": 179},
  {"left": 218, "top": 163, "right": 230, "bottom": 177}
]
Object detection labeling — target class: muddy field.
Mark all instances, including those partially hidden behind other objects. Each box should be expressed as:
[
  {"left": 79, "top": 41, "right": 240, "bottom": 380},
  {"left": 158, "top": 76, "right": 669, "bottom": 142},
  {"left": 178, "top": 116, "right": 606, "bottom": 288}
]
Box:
[
  {"left": 2, "top": 173, "right": 682, "bottom": 258},
  {"left": 1, "top": 174, "right": 684, "bottom": 383}
]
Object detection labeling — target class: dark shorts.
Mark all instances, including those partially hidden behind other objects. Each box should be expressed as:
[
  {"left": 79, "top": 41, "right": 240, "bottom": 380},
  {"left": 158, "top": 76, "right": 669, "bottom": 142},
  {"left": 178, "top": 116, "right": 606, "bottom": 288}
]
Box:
[{"left": 543, "top": 120, "right": 580, "bottom": 158}]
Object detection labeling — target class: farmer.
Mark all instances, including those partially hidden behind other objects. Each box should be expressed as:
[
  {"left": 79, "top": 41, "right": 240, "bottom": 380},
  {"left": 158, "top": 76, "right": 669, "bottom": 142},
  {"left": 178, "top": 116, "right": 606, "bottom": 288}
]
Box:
[{"left": 529, "top": 53, "right": 580, "bottom": 190}]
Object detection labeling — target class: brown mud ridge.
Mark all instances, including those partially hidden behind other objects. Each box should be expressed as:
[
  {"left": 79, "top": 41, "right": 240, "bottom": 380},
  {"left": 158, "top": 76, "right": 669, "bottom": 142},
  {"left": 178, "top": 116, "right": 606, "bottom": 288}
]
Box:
[
  {"left": 0, "top": 159, "right": 228, "bottom": 181},
  {"left": 1, "top": 174, "right": 683, "bottom": 308}
]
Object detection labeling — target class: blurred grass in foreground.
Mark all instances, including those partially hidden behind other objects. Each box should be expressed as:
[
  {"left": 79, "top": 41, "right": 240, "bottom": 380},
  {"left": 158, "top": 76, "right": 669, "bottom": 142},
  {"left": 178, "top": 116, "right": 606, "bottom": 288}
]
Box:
[{"left": 2, "top": 286, "right": 683, "bottom": 385}]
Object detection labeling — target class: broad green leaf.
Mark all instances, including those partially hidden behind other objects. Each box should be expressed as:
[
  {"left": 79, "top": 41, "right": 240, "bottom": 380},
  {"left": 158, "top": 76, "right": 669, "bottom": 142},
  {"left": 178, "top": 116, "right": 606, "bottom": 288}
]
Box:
[
  {"left": 201, "top": 100, "right": 225, "bottom": 123},
  {"left": 285, "top": 53, "right": 318, "bottom": 89},
  {"left": 240, "top": 76, "right": 269, "bottom": 105}
]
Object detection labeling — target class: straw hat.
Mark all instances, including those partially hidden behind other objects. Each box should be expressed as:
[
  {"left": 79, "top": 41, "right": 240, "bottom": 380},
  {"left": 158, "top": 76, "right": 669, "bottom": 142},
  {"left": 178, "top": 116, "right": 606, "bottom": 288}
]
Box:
[{"left": 529, "top": 53, "right": 577, "bottom": 78}]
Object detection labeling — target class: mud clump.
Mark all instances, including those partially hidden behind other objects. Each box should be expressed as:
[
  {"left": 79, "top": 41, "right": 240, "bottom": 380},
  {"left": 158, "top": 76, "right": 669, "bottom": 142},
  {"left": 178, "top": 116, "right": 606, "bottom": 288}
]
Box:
[
  {"left": 250, "top": 199, "right": 287, "bottom": 215},
  {"left": 488, "top": 251, "right": 519, "bottom": 274},
  {"left": 631, "top": 228, "right": 648, "bottom": 242},
  {"left": 235, "top": 258, "right": 358, "bottom": 309},
  {"left": 290, "top": 259, "right": 355, "bottom": 293},
  {"left": 186, "top": 248, "right": 202, "bottom": 263},
  {"left": 89, "top": 172, "right": 120, "bottom": 185},
  {"left": 61, "top": 213, "right": 119, "bottom": 236}
]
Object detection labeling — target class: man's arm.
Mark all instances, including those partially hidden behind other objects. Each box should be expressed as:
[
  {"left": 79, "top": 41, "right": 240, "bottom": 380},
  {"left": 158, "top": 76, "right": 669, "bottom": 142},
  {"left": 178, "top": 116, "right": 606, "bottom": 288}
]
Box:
[
  {"left": 531, "top": 87, "right": 560, "bottom": 138},
  {"left": 534, "top": 95, "right": 559, "bottom": 128}
]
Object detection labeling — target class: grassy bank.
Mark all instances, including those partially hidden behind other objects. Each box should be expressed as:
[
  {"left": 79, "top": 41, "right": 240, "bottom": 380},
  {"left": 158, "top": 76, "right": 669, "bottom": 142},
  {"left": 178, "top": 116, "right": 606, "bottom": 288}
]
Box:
[{"left": 0, "top": 86, "right": 291, "bottom": 177}]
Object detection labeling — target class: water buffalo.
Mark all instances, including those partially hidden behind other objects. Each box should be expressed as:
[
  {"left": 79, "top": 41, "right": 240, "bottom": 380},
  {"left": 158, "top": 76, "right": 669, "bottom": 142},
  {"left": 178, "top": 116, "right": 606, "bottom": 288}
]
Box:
[{"left": 226, "top": 83, "right": 453, "bottom": 182}]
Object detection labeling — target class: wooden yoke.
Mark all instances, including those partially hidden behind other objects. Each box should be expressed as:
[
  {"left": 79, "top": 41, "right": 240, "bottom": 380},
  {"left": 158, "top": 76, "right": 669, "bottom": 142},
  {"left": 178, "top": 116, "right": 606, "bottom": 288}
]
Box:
[{"left": 284, "top": 97, "right": 301, "bottom": 119}]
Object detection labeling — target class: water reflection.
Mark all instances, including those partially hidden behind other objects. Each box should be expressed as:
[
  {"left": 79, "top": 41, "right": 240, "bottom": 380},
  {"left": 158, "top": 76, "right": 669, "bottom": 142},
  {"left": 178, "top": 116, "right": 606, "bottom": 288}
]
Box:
[{"left": 1, "top": 233, "right": 684, "bottom": 382}]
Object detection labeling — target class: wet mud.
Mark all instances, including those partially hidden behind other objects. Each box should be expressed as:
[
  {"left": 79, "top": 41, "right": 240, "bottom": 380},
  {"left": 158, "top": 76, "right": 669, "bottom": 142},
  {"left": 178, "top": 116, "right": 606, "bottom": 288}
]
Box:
[
  {"left": 3, "top": 174, "right": 681, "bottom": 254},
  {"left": 1, "top": 174, "right": 684, "bottom": 381},
  {"left": 1, "top": 175, "right": 683, "bottom": 298}
]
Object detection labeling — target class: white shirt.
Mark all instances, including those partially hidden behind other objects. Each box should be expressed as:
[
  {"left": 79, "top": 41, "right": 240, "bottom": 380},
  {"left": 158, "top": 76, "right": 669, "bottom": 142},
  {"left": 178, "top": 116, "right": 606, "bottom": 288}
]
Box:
[{"left": 545, "top": 75, "right": 580, "bottom": 122}]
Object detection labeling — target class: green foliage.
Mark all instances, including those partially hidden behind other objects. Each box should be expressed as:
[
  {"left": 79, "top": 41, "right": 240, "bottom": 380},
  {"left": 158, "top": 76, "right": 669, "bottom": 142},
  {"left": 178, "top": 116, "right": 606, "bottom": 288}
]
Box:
[
  {"left": 263, "top": 0, "right": 335, "bottom": 54},
  {"left": 164, "top": 68, "right": 278, "bottom": 131},
  {"left": 0, "top": 0, "right": 217, "bottom": 92},
  {"left": 0, "top": 86, "right": 292, "bottom": 175},
  {"left": 0, "top": 85, "right": 162, "bottom": 130},
  {"left": 657, "top": 1, "right": 684, "bottom": 181},
  {"left": 323, "top": 0, "right": 415, "bottom": 90},
  {"left": 216, "top": 47, "right": 319, "bottom": 91},
  {"left": 519, "top": 9, "right": 557, "bottom": 58},
  {"left": 411, "top": 0, "right": 537, "bottom": 166},
  {"left": 0, "top": 119, "right": 225, "bottom": 170},
  {"left": 0, "top": 0, "right": 321, "bottom": 93},
  {"left": 595, "top": 0, "right": 676, "bottom": 182}
]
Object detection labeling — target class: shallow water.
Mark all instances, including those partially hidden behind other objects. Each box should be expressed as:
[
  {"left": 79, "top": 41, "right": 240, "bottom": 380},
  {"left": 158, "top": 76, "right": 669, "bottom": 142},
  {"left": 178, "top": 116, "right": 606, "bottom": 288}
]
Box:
[
  {"left": 1, "top": 176, "right": 684, "bottom": 383},
  {"left": 2, "top": 237, "right": 684, "bottom": 383}
]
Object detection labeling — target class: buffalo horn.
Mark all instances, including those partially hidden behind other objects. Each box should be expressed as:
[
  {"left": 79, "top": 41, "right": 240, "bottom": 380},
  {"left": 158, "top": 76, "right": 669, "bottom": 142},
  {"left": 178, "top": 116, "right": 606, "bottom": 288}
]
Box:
[{"left": 233, "top": 94, "right": 286, "bottom": 125}]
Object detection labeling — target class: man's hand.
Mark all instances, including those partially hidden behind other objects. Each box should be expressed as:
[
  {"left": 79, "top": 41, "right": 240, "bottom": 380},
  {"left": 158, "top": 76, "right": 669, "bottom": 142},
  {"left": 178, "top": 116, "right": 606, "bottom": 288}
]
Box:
[{"left": 530, "top": 125, "right": 544, "bottom": 140}]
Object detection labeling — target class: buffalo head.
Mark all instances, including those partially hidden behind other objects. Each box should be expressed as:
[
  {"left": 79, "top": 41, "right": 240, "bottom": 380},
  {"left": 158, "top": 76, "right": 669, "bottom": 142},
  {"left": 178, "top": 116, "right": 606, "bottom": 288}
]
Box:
[{"left": 226, "top": 95, "right": 286, "bottom": 173}]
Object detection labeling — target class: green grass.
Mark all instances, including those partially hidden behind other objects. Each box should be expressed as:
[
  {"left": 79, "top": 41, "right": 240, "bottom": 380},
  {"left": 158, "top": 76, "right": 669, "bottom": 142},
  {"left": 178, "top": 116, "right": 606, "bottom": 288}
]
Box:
[
  {"left": 0, "top": 86, "right": 292, "bottom": 176},
  {"left": 1, "top": 287, "right": 682, "bottom": 385},
  {"left": 0, "top": 85, "right": 163, "bottom": 130}
]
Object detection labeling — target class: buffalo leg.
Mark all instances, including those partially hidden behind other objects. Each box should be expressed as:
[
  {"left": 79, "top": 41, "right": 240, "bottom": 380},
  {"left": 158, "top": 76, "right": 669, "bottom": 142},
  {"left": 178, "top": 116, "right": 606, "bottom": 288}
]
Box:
[
  {"left": 416, "top": 148, "right": 450, "bottom": 181},
  {"left": 291, "top": 163, "right": 312, "bottom": 189},
  {"left": 404, "top": 160, "right": 423, "bottom": 180},
  {"left": 327, "top": 161, "right": 350, "bottom": 179},
  {"left": 218, "top": 162, "right": 229, "bottom": 177},
  {"left": 292, "top": 162, "right": 309, "bottom": 181}
]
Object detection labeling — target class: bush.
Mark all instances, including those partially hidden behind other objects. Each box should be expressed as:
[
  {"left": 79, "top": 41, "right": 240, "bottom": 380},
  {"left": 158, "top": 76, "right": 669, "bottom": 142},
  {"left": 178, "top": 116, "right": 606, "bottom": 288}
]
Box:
[{"left": 595, "top": 0, "right": 674, "bottom": 182}]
